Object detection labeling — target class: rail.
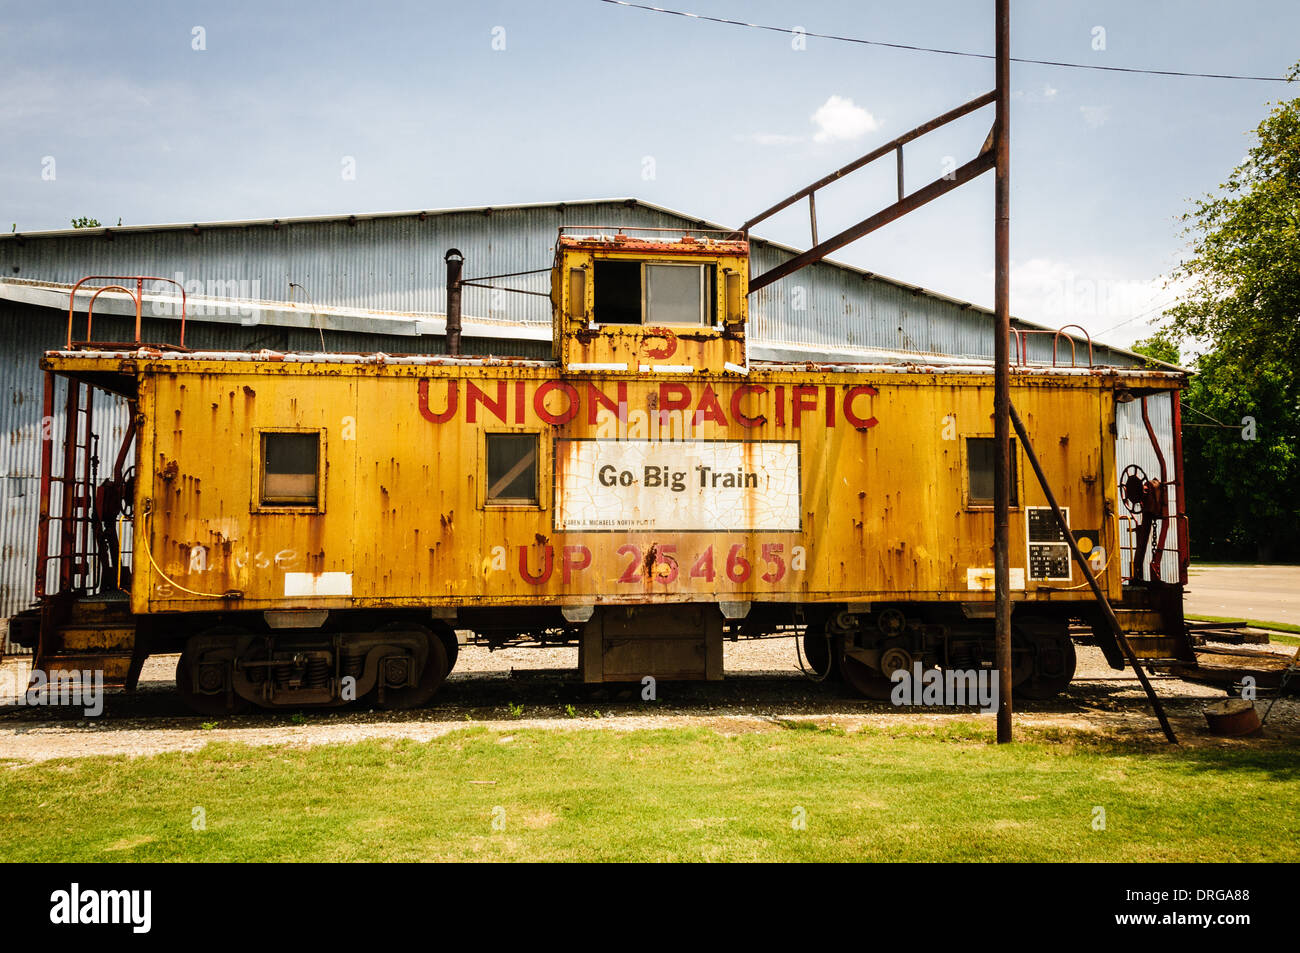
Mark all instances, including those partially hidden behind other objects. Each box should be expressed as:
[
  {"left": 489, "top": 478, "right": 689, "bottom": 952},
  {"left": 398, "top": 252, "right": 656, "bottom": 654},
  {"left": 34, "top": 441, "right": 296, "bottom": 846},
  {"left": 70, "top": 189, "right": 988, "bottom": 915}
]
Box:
[
  {"left": 738, "top": 90, "right": 997, "bottom": 292},
  {"left": 1009, "top": 324, "right": 1094, "bottom": 367},
  {"left": 66, "top": 275, "right": 188, "bottom": 349}
]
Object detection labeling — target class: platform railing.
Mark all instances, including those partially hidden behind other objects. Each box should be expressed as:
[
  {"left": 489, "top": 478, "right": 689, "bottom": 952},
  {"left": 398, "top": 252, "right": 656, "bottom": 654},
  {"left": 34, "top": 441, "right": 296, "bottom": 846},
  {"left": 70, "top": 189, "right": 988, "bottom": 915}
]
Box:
[
  {"left": 65, "top": 275, "right": 188, "bottom": 349},
  {"left": 1009, "top": 324, "right": 1095, "bottom": 368}
]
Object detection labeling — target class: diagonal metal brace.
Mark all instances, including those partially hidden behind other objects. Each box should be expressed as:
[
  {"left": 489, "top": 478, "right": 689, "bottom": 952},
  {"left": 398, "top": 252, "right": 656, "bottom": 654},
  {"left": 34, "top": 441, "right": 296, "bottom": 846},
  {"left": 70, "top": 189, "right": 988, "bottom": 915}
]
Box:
[
  {"left": 1010, "top": 401, "right": 1178, "bottom": 744},
  {"left": 749, "top": 150, "right": 996, "bottom": 294}
]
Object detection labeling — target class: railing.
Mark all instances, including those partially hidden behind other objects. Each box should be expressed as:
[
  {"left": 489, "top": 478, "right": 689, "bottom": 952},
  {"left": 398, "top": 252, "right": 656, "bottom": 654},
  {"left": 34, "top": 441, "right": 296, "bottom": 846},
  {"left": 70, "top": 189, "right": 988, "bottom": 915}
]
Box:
[
  {"left": 736, "top": 90, "right": 997, "bottom": 293},
  {"left": 557, "top": 225, "right": 742, "bottom": 244},
  {"left": 65, "top": 275, "right": 187, "bottom": 349},
  {"left": 1009, "top": 324, "right": 1094, "bottom": 368}
]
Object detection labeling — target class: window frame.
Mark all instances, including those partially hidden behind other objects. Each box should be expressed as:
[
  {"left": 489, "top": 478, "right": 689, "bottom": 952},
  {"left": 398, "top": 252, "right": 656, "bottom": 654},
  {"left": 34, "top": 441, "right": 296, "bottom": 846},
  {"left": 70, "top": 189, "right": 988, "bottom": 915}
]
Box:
[
  {"left": 641, "top": 261, "right": 711, "bottom": 327},
  {"left": 252, "top": 427, "right": 326, "bottom": 514},
  {"left": 480, "top": 429, "right": 544, "bottom": 510},
  {"left": 591, "top": 258, "right": 718, "bottom": 327},
  {"left": 962, "top": 434, "right": 1022, "bottom": 510}
]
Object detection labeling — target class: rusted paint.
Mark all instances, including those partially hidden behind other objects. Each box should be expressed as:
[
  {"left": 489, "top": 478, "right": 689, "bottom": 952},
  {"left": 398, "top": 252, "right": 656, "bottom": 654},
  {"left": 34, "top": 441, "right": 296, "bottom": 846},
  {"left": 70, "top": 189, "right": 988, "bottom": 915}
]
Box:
[{"left": 37, "top": 233, "right": 1186, "bottom": 629}]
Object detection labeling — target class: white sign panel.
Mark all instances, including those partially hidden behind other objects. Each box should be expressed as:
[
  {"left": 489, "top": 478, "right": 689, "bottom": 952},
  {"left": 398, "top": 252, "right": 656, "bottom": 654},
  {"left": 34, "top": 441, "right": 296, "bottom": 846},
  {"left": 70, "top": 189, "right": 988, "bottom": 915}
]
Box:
[{"left": 554, "top": 439, "right": 801, "bottom": 532}]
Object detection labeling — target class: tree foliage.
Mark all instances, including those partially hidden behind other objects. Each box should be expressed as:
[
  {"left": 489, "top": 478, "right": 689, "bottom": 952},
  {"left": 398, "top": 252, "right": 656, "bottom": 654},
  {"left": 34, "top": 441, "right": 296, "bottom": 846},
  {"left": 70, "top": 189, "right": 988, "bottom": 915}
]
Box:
[
  {"left": 1160, "top": 69, "right": 1300, "bottom": 561},
  {"left": 70, "top": 216, "right": 101, "bottom": 229}
]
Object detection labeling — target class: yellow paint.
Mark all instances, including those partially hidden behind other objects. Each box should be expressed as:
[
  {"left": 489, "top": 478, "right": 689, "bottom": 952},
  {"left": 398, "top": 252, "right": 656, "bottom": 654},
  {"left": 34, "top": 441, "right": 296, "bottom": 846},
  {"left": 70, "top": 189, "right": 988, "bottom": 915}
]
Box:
[{"left": 40, "top": 236, "right": 1182, "bottom": 622}]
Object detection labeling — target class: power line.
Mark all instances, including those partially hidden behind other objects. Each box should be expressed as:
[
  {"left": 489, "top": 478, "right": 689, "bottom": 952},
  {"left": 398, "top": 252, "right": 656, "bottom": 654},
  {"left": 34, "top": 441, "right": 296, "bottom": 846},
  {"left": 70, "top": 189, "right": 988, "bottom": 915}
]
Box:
[
  {"left": 1093, "top": 298, "right": 1178, "bottom": 338},
  {"left": 599, "top": 1, "right": 1297, "bottom": 83}
]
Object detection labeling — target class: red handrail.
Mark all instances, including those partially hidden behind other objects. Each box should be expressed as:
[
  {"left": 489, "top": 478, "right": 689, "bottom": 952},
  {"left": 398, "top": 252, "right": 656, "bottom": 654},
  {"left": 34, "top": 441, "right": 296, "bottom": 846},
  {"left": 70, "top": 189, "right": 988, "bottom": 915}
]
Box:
[
  {"left": 66, "top": 275, "right": 187, "bottom": 349},
  {"left": 1008, "top": 325, "right": 1095, "bottom": 368}
]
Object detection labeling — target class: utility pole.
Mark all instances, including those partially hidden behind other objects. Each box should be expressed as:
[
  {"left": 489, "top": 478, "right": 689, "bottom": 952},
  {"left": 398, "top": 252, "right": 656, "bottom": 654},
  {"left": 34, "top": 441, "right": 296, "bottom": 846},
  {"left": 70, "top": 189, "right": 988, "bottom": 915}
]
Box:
[{"left": 994, "top": 0, "right": 1014, "bottom": 744}]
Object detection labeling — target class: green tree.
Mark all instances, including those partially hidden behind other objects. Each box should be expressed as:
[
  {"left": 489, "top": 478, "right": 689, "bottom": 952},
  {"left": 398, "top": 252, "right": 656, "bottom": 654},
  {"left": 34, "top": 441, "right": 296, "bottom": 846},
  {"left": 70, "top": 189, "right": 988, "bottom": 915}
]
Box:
[
  {"left": 1131, "top": 332, "right": 1180, "bottom": 367},
  {"left": 1160, "top": 67, "right": 1300, "bottom": 561},
  {"left": 70, "top": 216, "right": 101, "bottom": 228}
]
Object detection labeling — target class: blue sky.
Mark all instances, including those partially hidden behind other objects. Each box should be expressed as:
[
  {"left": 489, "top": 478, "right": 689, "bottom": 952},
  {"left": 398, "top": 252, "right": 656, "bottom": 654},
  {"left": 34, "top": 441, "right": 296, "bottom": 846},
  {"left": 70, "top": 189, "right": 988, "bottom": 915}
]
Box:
[{"left": 4, "top": 0, "right": 1297, "bottom": 349}]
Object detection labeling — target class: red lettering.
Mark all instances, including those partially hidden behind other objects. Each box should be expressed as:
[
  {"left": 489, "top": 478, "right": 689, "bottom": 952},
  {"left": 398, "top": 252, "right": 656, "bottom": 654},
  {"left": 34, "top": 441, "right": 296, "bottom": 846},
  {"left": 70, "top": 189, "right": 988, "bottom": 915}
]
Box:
[
  {"left": 792, "top": 385, "right": 818, "bottom": 428},
  {"left": 586, "top": 381, "right": 629, "bottom": 426},
  {"left": 514, "top": 380, "right": 526, "bottom": 424},
  {"left": 519, "top": 545, "right": 554, "bottom": 585},
  {"left": 617, "top": 544, "right": 642, "bottom": 583},
  {"left": 844, "top": 385, "right": 879, "bottom": 430},
  {"left": 774, "top": 385, "right": 786, "bottom": 427},
  {"left": 658, "top": 382, "right": 692, "bottom": 415},
  {"left": 730, "top": 384, "right": 767, "bottom": 428},
  {"left": 466, "top": 380, "right": 508, "bottom": 424},
  {"left": 825, "top": 385, "right": 835, "bottom": 427},
  {"left": 695, "top": 385, "right": 728, "bottom": 427},
  {"left": 643, "top": 327, "right": 678, "bottom": 360},
  {"left": 418, "top": 379, "right": 457, "bottom": 423},
  {"left": 689, "top": 546, "right": 716, "bottom": 582},
  {"left": 561, "top": 545, "right": 592, "bottom": 584},
  {"left": 534, "top": 380, "right": 580, "bottom": 425}
]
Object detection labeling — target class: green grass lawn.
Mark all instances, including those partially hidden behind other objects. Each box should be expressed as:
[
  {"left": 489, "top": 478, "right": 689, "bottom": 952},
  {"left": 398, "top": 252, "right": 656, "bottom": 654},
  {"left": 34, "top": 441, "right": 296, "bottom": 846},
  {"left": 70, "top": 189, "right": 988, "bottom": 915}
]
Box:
[
  {"left": 2, "top": 722, "right": 1296, "bottom": 862},
  {"left": 1186, "top": 614, "right": 1300, "bottom": 643}
]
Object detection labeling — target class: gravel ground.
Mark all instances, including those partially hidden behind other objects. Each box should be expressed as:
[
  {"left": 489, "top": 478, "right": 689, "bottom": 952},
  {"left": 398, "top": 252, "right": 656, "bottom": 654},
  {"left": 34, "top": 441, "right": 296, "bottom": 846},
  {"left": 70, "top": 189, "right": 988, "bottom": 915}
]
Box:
[{"left": 1, "top": 635, "right": 1295, "bottom": 764}]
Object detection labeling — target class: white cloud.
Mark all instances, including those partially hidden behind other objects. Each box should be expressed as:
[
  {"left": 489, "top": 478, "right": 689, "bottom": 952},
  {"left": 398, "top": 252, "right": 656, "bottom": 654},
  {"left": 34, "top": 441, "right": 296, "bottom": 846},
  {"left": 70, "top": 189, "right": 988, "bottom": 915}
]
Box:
[
  {"left": 1012, "top": 84, "right": 1058, "bottom": 103},
  {"left": 735, "top": 132, "right": 804, "bottom": 146},
  {"left": 811, "top": 95, "right": 879, "bottom": 144},
  {"left": 1006, "top": 257, "right": 1191, "bottom": 348},
  {"left": 1080, "top": 105, "right": 1111, "bottom": 129}
]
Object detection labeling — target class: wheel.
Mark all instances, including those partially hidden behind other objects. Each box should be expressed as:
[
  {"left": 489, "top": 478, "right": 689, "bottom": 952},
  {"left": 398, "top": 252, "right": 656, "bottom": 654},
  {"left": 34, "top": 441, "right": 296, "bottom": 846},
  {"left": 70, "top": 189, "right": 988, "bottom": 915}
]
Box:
[
  {"left": 374, "top": 625, "right": 450, "bottom": 710},
  {"left": 175, "top": 650, "right": 251, "bottom": 716},
  {"left": 438, "top": 626, "right": 460, "bottom": 673},
  {"left": 801, "top": 623, "right": 836, "bottom": 679},
  {"left": 841, "top": 653, "right": 896, "bottom": 700},
  {"left": 1015, "top": 633, "right": 1077, "bottom": 700},
  {"left": 1120, "top": 464, "right": 1148, "bottom": 516}
]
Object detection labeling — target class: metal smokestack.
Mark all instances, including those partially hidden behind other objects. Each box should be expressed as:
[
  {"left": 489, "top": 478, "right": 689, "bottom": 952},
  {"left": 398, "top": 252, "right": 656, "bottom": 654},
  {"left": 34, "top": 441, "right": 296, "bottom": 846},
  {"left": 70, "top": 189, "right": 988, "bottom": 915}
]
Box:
[{"left": 444, "top": 248, "right": 463, "bottom": 357}]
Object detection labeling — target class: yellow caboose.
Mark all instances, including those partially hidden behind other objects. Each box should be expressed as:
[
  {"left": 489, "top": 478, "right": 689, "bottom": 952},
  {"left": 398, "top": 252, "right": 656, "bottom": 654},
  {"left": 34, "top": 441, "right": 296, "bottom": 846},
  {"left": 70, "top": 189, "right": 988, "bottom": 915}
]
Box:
[{"left": 30, "top": 228, "right": 1190, "bottom": 711}]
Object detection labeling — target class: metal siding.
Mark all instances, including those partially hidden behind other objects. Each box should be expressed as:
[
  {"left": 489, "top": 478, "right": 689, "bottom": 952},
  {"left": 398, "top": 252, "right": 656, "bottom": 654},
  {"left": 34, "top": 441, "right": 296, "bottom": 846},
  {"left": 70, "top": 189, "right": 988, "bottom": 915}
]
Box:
[
  {"left": 107, "top": 355, "right": 1119, "bottom": 611},
  {"left": 0, "top": 300, "right": 549, "bottom": 622},
  {"left": 0, "top": 200, "right": 1144, "bottom": 623},
  {"left": 0, "top": 307, "right": 130, "bottom": 623},
  {"left": 3, "top": 202, "right": 1139, "bottom": 365}
]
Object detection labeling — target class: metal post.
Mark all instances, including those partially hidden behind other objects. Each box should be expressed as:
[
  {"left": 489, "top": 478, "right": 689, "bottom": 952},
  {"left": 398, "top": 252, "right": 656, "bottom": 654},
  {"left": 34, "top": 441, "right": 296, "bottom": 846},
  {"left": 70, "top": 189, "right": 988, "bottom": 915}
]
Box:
[
  {"left": 445, "top": 248, "right": 464, "bottom": 357},
  {"left": 994, "top": 0, "right": 1013, "bottom": 744}
]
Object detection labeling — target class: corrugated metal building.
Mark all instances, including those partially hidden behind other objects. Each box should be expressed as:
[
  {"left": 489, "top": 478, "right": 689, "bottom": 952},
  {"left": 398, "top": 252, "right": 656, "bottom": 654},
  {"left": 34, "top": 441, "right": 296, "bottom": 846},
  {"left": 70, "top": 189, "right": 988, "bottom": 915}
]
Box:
[{"left": 0, "top": 197, "right": 1156, "bottom": 636}]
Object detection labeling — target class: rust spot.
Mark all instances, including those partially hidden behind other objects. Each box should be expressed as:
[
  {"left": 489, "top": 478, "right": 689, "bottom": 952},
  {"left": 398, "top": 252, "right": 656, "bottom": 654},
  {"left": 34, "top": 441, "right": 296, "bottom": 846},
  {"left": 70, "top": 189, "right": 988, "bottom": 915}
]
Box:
[
  {"left": 160, "top": 459, "right": 179, "bottom": 482},
  {"left": 534, "top": 533, "right": 549, "bottom": 546},
  {"left": 242, "top": 385, "right": 255, "bottom": 397}
]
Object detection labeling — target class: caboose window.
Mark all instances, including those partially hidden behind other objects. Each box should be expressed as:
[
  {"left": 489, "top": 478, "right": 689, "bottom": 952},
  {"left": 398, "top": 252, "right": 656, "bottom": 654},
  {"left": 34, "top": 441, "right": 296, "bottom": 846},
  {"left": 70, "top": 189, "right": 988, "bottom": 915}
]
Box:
[
  {"left": 486, "top": 433, "right": 538, "bottom": 505},
  {"left": 645, "top": 264, "right": 706, "bottom": 325},
  {"left": 592, "top": 260, "right": 715, "bottom": 326},
  {"left": 967, "top": 437, "right": 1018, "bottom": 507},
  {"left": 593, "top": 260, "right": 642, "bottom": 324},
  {"left": 260, "top": 432, "right": 320, "bottom": 506}
]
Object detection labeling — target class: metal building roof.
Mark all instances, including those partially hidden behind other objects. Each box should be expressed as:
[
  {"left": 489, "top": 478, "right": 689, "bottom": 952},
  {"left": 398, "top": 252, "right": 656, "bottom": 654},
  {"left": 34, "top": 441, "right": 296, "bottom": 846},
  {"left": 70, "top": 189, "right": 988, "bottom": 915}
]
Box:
[{"left": 0, "top": 197, "right": 1172, "bottom": 369}]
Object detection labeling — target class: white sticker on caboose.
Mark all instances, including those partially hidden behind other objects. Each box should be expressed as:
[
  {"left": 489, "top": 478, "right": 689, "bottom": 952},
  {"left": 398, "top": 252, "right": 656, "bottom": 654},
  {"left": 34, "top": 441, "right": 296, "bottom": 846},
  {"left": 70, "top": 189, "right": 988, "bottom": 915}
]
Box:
[{"left": 554, "top": 439, "right": 801, "bottom": 532}]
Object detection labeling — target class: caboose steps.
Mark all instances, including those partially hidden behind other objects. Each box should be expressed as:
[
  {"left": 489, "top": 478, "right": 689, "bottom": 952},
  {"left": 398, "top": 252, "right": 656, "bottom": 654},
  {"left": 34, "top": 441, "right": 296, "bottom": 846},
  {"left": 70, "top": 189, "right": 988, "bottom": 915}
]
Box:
[{"left": 33, "top": 597, "right": 141, "bottom": 691}]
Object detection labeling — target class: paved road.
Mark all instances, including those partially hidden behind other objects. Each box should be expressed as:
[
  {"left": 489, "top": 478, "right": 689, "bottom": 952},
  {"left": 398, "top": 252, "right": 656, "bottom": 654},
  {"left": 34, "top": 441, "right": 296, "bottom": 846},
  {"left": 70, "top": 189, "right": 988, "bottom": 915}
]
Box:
[{"left": 1186, "top": 564, "right": 1300, "bottom": 626}]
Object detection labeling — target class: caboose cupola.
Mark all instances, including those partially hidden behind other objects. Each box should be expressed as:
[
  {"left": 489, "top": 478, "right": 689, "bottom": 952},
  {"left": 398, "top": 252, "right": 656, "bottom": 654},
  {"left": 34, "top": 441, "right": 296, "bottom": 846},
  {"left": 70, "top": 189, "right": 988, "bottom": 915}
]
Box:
[{"left": 552, "top": 227, "right": 749, "bottom": 376}]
